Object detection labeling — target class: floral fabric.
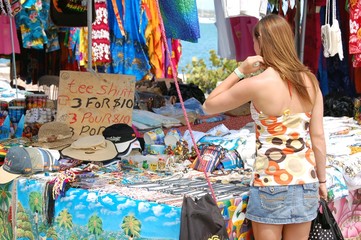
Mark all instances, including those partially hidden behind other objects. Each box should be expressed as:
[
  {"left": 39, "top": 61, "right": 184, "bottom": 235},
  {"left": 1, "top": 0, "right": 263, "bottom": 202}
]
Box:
[
  {"left": 349, "top": 0, "right": 361, "bottom": 67},
  {"left": 92, "top": 0, "right": 111, "bottom": 64}
]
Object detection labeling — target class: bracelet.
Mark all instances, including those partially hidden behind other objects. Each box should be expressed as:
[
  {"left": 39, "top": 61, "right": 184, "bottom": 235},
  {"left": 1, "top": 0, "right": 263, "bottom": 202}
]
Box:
[
  {"left": 233, "top": 68, "right": 245, "bottom": 80},
  {"left": 319, "top": 180, "right": 327, "bottom": 183}
]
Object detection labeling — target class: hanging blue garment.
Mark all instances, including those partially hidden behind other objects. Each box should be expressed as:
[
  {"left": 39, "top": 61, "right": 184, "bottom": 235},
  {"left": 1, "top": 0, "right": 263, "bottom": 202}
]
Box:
[
  {"left": 317, "top": 48, "right": 329, "bottom": 96},
  {"left": 158, "top": 0, "right": 200, "bottom": 43},
  {"left": 106, "top": 0, "right": 151, "bottom": 81},
  {"left": 15, "top": 3, "right": 48, "bottom": 49}
]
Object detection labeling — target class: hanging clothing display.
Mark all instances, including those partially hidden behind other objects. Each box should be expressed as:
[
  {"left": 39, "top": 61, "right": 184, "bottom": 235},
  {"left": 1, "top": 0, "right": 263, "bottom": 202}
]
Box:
[
  {"left": 40, "top": 0, "right": 59, "bottom": 52},
  {"left": 15, "top": 0, "right": 48, "bottom": 49},
  {"left": 348, "top": 0, "right": 361, "bottom": 67},
  {"left": 213, "top": 0, "right": 236, "bottom": 60},
  {"left": 158, "top": 0, "right": 200, "bottom": 43},
  {"left": 229, "top": 16, "right": 258, "bottom": 62},
  {"left": 91, "top": 0, "right": 111, "bottom": 65},
  {"left": 303, "top": 0, "right": 325, "bottom": 75},
  {"left": 143, "top": 0, "right": 165, "bottom": 78},
  {"left": 321, "top": 0, "right": 355, "bottom": 96},
  {"left": 0, "top": 15, "right": 20, "bottom": 54},
  {"left": 165, "top": 38, "right": 181, "bottom": 78},
  {"left": 221, "top": 0, "right": 267, "bottom": 19},
  {"left": 106, "top": 0, "right": 151, "bottom": 81}
]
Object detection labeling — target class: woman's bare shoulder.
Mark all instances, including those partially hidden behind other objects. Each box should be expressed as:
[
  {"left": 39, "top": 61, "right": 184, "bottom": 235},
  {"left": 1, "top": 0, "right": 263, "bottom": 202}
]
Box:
[{"left": 246, "top": 67, "right": 280, "bottom": 86}]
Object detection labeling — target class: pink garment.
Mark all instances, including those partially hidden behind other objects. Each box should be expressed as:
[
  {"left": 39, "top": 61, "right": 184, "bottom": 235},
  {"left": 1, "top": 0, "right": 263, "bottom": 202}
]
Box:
[
  {"left": 328, "top": 190, "right": 361, "bottom": 239},
  {"left": 229, "top": 16, "right": 258, "bottom": 62},
  {"left": 349, "top": 1, "right": 361, "bottom": 67},
  {"left": 0, "top": 15, "right": 20, "bottom": 54}
]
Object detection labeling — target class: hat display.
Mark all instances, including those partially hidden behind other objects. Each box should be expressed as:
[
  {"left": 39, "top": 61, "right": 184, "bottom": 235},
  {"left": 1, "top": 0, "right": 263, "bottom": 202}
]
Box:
[
  {"left": 32, "top": 121, "right": 74, "bottom": 150},
  {"left": 0, "top": 146, "right": 31, "bottom": 184},
  {"left": 118, "top": 139, "right": 142, "bottom": 157},
  {"left": 25, "top": 147, "right": 60, "bottom": 172},
  {"left": 61, "top": 135, "right": 118, "bottom": 161},
  {"left": 25, "top": 147, "right": 47, "bottom": 173},
  {"left": 102, "top": 124, "right": 137, "bottom": 153},
  {"left": 0, "top": 146, "right": 60, "bottom": 184}
]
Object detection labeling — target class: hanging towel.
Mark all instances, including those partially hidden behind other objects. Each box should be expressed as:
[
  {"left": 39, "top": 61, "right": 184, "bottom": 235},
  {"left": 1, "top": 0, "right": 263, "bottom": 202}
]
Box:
[
  {"left": 0, "top": 15, "right": 20, "bottom": 54},
  {"left": 158, "top": 0, "right": 200, "bottom": 43}
]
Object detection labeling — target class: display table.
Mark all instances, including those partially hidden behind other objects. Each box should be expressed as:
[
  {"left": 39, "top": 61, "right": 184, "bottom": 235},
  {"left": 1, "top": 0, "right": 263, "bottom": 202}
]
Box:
[{"left": 1, "top": 169, "right": 251, "bottom": 240}]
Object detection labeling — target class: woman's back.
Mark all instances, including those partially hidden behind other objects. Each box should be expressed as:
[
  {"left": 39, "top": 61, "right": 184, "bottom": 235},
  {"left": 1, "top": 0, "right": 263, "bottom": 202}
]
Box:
[{"left": 250, "top": 67, "right": 316, "bottom": 117}]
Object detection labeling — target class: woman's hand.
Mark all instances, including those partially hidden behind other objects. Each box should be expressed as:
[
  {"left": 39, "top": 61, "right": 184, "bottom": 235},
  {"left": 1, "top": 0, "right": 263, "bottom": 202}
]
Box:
[
  {"left": 238, "top": 55, "right": 264, "bottom": 75},
  {"left": 319, "top": 183, "right": 328, "bottom": 200}
]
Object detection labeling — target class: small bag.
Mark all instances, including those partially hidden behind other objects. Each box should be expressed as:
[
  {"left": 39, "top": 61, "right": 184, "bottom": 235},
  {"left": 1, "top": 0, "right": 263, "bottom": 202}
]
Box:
[
  {"left": 321, "top": 0, "right": 343, "bottom": 60},
  {"left": 218, "top": 148, "right": 244, "bottom": 170},
  {"left": 50, "top": 0, "right": 96, "bottom": 27},
  {"left": 308, "top": 198, "right": 344, "bottom": 240},
  {"left": 192, "top": 144, "right": 225, "bottom": 173},
  {"left": 180, "top": 194, "right": 228, "bottom": 240},
  {"left": 134, "top": 91, "right": 166, "bottom": 112}
]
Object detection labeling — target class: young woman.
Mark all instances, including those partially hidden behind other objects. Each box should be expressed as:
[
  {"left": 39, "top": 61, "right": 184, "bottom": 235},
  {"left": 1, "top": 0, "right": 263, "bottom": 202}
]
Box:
[{"left": 203, "top": 14, "right": 327, "bottom": 240}]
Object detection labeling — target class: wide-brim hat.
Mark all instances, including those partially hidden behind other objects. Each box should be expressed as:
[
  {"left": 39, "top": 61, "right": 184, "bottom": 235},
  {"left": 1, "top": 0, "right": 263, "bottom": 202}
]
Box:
[
  {"left": 61, "top": 135, "right": 117, "bottom": 161},
  {"left": 32, "top": 121, "right": 75, "bottom": 150}
]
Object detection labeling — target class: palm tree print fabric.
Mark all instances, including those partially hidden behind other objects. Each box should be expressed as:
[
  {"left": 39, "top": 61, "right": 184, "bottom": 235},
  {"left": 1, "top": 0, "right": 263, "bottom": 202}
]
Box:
[{"left": 13, "top": 178, "right": 181, "bottom": 239}]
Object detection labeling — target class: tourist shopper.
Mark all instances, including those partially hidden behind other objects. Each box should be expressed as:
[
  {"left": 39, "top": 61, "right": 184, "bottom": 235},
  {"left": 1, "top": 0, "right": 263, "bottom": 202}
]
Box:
[{"left": 203, "top": 14, "right": 327, "bottom": 240}]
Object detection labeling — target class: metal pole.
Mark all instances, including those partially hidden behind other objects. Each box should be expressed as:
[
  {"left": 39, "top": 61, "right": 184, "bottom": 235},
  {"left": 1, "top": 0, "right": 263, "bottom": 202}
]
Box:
[
  {"left": 87, "top": 0, "right": 93, "bottom": 72},
  {"left": 295, "top": 0, "right": 300, "bottom": 55},
  {"left": 299, "top": 0, "right": 308, "bottom": 63},
  {"left": 9, "top": 15, "right": 18, "bottom": 98}
]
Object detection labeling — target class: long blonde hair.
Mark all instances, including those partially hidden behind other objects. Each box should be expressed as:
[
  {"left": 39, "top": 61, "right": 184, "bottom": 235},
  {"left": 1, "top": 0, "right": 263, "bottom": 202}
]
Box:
[{"left": 253, "top": 14, "right": 319, "bottom": 104}]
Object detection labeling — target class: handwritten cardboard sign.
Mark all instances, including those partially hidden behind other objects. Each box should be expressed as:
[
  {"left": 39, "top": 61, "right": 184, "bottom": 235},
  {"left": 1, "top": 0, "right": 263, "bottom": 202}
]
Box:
[{"left": 56, "top": 71, "right": 135, "bottom": 138}]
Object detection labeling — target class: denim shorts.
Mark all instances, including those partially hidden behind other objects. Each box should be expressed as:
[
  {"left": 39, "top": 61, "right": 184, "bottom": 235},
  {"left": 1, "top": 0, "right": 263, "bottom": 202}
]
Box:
[{"left": 245, "top": 183, "right": 319, "bottom": 224}]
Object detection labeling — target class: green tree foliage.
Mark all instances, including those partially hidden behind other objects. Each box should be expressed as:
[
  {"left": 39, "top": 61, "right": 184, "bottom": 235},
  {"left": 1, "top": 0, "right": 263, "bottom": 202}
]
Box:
[
  {"left": 29, "top": 192, "right": 43, "bottom": 213},
  {"left": 121, "top": 214, "right": 141, "bottom": 238},
  {"left": 56, "top": 209, "right": 73, "bottom": 240},
  {"left": 16, "top": 202, "right": 35, "bottom": 240},
  {"left": 46, "top": 226, "right": 58, "bottom": 240},
  {"left": 88, "top": 214, "right": 103, "bottom": 240},
  {"left": 0, "top": 183, "right": 12, "bottom": 240},
  {"left": 181, "top": 50, "right": 238, "bottom": 93}
]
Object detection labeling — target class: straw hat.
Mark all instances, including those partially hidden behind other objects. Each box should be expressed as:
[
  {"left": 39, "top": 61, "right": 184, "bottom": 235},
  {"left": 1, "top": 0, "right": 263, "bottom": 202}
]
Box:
[{"left": 32, "top": 121, "right": 74, "bottom": 150}]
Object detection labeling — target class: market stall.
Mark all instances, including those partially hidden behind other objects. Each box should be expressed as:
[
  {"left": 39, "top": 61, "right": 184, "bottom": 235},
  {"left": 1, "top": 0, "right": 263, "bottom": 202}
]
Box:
[
  {"left": 0, "top": 1, "right": 361, "bottom": 240},
  {"left": 0, "top": 115, "right": 360, "bottom": 239}
]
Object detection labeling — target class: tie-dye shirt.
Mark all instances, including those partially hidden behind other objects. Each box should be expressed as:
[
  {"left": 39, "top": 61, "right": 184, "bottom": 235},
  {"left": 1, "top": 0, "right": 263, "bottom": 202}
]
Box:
[{"left": 250, "top": 102, "right": 318, "bottom": 186}]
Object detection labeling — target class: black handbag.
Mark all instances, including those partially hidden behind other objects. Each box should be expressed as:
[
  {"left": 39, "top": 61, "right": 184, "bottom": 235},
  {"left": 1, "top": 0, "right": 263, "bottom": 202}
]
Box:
[
  {"left": 134, "top": 91, "right": 166, "bottom": 112},
  {"left": 308, "top": 198, "right": 344, "bottom": 240},
  {"left": 50, "top": 0, "right": 96, "bottom": 27},
  {"left": 167, "top": 82, "right": 206, "bottom": 104},
  {"left": 179, "top": 194, "right": 228, "bottom": 240}
]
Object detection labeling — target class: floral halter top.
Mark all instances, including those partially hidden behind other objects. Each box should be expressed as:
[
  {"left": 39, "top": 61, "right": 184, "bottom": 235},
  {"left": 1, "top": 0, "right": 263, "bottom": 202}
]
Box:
[{"left": 250, "top": 102, "right": 318, "bottom": 186}]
